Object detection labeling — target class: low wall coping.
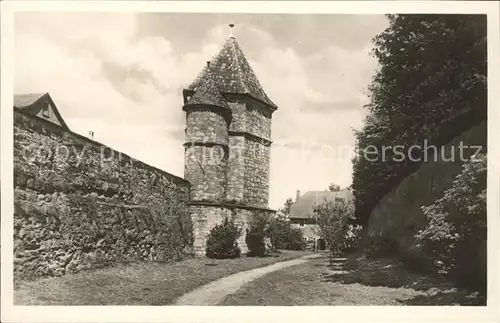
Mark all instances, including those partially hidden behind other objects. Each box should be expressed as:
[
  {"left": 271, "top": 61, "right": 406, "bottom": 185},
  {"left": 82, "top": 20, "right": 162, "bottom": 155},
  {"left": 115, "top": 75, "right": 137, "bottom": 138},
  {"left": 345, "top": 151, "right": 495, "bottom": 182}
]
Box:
[{"left": 187, "top": 200, "right": 276, "bottom": 213}]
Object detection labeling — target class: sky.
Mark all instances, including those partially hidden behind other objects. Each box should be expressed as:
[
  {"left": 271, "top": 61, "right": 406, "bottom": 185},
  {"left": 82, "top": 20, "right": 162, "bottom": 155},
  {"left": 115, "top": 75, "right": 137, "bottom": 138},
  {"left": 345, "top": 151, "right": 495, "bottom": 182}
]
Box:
[{"left": 14, "top": 12, "right": 389, "bottom": 209}]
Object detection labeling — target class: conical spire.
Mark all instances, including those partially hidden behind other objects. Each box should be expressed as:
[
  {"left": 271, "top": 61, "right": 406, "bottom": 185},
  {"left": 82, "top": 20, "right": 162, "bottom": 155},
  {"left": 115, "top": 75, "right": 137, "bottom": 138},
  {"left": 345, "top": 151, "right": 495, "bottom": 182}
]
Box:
[
  {"left": 184, "top": 61, "right": 230, "bottom": 110},
  {"left": 186, "top": 37, "right": 277, "bottom": 109}
]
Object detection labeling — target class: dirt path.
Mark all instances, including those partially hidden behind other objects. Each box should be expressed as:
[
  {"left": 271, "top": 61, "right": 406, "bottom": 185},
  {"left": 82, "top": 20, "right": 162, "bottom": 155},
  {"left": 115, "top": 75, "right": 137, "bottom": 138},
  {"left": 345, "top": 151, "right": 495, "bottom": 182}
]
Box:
[{"left": 173, "top": 254, "right": 322, "bottom": 305}]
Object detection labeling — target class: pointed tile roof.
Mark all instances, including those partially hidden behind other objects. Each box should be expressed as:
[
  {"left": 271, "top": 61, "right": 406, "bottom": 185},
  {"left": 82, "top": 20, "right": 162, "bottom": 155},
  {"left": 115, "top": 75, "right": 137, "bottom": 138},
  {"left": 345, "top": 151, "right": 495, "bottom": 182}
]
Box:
[
  {"left": 184, "top": 65, "right": 230, "bottom": 110},
  {"left": 186, "top": 37, "right": 277, "bottom": 109}
]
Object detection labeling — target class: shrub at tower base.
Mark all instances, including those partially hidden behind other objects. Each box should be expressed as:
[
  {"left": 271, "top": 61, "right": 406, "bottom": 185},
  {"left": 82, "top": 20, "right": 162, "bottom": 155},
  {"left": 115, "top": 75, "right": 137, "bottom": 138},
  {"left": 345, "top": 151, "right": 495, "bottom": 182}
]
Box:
[
  {"left": 205, "top": 218, "right": 242, "bottom": 259},
  {"left": 245, "top": 213, "right": 270, "bottom": 257}
]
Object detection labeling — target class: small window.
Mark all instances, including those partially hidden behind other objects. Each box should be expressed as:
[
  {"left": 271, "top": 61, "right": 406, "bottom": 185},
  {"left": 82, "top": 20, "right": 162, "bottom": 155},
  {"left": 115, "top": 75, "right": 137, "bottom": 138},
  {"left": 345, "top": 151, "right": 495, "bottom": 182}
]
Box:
[
  {"left": 41, "top": 105, "right": 50, "bottom": 118},
  {"left": 300, "top": 221, "right": 304, "bottom": 227}
]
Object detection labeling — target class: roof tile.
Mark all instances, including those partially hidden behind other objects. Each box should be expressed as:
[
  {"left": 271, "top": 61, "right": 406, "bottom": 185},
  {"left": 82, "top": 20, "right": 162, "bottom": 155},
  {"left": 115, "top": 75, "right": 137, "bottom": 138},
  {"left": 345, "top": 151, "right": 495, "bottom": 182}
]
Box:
[
  {"left": 187, "top": 37, "right": 277, "bottom": 109},
  {"left": 14, "top": 93, "right": 47, "bottom": 108},
  {"left": 184, "top": 68, "right": 230, "bottom": 110}
]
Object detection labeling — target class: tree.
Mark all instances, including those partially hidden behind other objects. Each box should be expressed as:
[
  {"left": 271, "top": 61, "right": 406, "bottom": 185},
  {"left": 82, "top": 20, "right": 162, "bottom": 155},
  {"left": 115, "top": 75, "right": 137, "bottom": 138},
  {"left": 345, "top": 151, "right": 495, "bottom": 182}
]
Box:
[
  {"left": 352, "top": 14, "right": 486, "bottom": 224},
  {"left": 328, "top": 183, "right": 341, "bottom": 192},
  {"left": 281, "top": 197, "right": 293, "bottom": 216},
  {"left": 315, "top": 197, "right": 355, "bottom": 264}
]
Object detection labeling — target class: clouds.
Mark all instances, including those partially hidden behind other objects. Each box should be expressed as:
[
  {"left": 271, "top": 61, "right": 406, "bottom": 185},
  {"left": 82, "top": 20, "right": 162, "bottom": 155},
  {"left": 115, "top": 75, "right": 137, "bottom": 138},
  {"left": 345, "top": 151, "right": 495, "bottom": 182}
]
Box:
[
  {"left": 15, "top": 12, "right": 203, "bottom": 176},
  {"left": 14, "top": 12, "right": 388, "bottom": 208}
]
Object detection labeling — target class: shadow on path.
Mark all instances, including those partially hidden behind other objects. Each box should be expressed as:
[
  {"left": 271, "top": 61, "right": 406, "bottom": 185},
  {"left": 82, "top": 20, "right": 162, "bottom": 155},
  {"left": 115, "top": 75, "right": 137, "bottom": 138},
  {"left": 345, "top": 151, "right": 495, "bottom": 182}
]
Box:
[{"left": 320, "top": 256, "right": 485, "bottom": 306}]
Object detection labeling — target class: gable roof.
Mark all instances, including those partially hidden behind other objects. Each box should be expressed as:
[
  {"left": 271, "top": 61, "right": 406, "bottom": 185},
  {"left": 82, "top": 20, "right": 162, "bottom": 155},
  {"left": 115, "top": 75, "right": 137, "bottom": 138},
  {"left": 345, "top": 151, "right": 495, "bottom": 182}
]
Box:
[
  {"left": 14, "top": 93, "right": 47, "bottom": 108},
  {"left": 14, "top": 92, "right": 70, "bottom": 131},
  {"left": 289, "top": 189, "right": 354, "bottom": 219},
  {"left": 184, "top": 67, "right": 230, "bottom": 110},
  {"left": 186, "top": 37, "right": 277, "bottom": 110}
]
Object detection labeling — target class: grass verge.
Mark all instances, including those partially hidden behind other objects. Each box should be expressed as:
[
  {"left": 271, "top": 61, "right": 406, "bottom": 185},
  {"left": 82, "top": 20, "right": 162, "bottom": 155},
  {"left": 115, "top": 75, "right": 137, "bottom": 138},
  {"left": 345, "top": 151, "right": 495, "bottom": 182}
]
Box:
[{"left": 14, "top": 250, "right": 312, "bottom": 305}]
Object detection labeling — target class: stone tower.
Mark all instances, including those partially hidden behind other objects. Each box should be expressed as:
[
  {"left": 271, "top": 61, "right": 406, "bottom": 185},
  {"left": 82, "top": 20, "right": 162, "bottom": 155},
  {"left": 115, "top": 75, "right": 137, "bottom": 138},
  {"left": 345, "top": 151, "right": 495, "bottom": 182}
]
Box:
[{"left": 183, "top": 32, "right": 277, "bottom": 256}]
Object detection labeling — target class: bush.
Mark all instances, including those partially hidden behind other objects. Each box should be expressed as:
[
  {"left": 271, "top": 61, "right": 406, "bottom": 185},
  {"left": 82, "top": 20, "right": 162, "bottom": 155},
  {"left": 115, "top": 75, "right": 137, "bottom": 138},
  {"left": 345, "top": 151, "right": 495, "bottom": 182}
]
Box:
[
  {"left": 267, "top": 216, "right": 291, "bottom": 250},
  {"left": 245, "top": 215, "right": 268, "bottom": 257},
  {"left": 341, "top": 224, "right": 363, "bottom": 254},
  {"left": 416, "top": 153, "right": 486, "bottom": 292},
  {"left": 364, "top": 234, "right": 399, "bottom": 258},
  {"left": 205, "top": 218, "right": 242, "bottom": 259},
  {"left": 288, "top": 228, "right": 306, "bottom": 251}
]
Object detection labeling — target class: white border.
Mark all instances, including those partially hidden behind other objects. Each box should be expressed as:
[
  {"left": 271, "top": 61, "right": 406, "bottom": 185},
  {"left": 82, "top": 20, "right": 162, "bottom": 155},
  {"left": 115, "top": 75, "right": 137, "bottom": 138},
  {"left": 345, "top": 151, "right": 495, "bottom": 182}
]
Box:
[{"left": 1, "top": 1, "right": 499, "bottom": 323}]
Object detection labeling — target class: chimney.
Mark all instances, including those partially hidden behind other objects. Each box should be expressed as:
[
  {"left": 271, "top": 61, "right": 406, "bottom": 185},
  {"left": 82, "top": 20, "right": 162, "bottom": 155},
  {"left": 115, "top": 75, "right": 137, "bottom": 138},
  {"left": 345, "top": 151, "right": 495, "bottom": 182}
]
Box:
[{"left": 296, "top": 190, "right": 301, "bottom": 202}]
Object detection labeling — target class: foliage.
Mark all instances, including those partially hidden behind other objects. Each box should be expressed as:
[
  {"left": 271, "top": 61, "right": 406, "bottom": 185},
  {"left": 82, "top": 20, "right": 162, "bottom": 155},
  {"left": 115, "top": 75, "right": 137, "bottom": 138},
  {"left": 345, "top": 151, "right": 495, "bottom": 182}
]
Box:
[
  {"left": 246, "top": 213, "right": 270, "bottom": 257},
  {"left": 328, "top": 183, "right": 341, "bottom": 192},
  {"left": 364, "top": 234, "right": 400, "bottom": 258},
  {"left": 288, "top": 228, "right": 306, "bottom": 251},
  {"left": 269, "top": 197, "right": 302, "bottom": 251},
  {"left": 416, "top": 153, "right": 486, "bottom": 291},
  {"left": 352, "top": 14, "right": 487, "bottom": 224},
  {"left": 342, "top": 224, "right": 364, "bottom": 252},
  {"left": 267, "top": 214, "right": 291, "bottom": 250},
  {"left": 205, "top": 218, "right": 242, "bottom": 259},
  {"left": 315, "top": 197, "right": 357, "bottom": 261},
  {"left": 278, "top": 197, "right": 294, "bottom": 216}
]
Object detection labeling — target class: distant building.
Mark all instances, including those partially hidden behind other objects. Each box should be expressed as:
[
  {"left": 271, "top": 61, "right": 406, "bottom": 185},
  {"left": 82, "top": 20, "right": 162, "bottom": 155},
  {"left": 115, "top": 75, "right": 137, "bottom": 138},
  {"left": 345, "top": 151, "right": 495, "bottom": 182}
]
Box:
[
  {"left": 289, "top": 188, "right": 354, "bottom": 250},
  {"left": 14, "top": 92, "right": 70, "bottom": 131}
]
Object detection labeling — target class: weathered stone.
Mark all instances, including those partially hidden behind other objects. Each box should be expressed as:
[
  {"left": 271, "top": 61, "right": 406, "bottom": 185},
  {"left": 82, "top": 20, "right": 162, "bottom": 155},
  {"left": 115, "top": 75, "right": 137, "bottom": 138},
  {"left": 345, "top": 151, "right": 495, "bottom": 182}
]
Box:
[{"left": 13, "top": 111, "right": 193, "bottom": 282}]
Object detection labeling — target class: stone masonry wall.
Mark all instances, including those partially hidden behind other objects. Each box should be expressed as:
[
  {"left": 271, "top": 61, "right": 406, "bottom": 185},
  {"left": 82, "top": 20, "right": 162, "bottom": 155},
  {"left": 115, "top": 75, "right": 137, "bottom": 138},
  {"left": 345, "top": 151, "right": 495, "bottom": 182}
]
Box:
[
  {"left": 243, "top": 139, "right": 270, "bottom": 205},
  {"left": 14, "top": 111, "right": 193, "bottom": 281},
  {"left": 366, "top": 122, "right": 487, "bottom": 268},
  {"left": 226, "top": 136, "right": 245, "bottom": 202},
  {"left": 227, "top": 101, "right": 271, "bottom": 141},
  {"left": 246, "top": 105, "right": 271, "bottom": 140},
  {"left": 226, "top": 100, "right": 271, "bottom": 206},
  {"left": 184, "top": 145, "right": 227, "bottom": 201},
  {"left": 228, "top": 102, "right": 246, "bottom": 133},
  {"left": 185, "top": 109, "right": 228, "bottom": 145},
  {"left": 184, "top": 108, "right": 229, "bottom": 202}
]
